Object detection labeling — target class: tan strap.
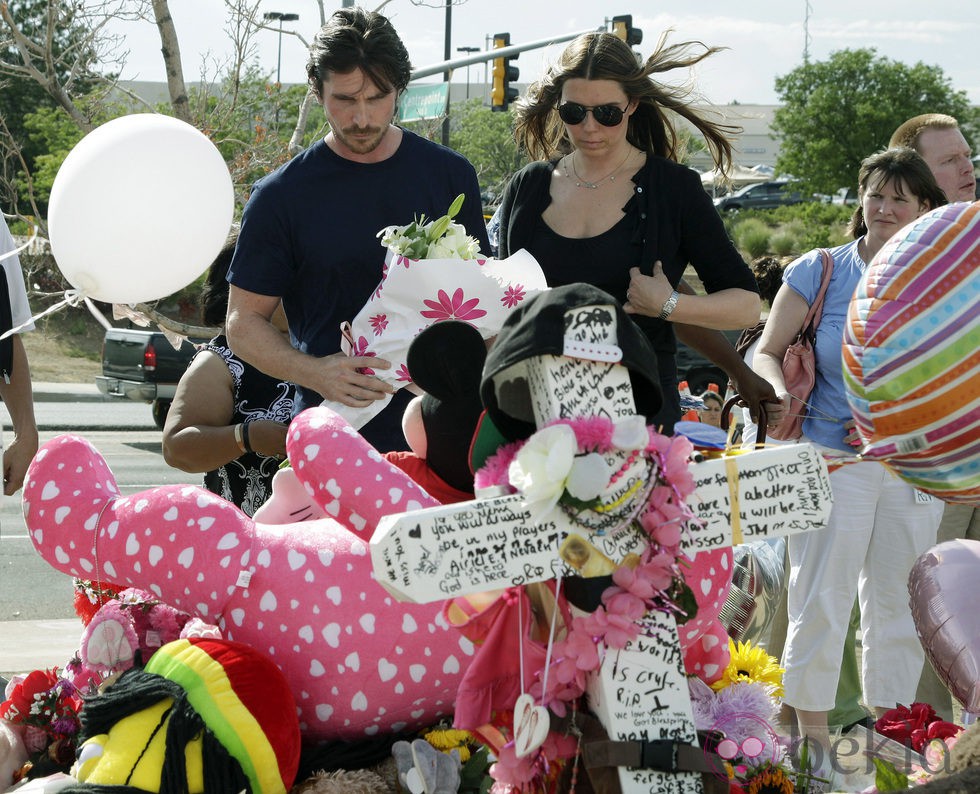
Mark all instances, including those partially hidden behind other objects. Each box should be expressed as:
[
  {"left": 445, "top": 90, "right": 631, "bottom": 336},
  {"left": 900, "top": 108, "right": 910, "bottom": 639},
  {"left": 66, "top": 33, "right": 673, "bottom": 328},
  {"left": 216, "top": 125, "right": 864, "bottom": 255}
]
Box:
[{"left": 725, "top": 455, "right": 743, "bottom": 546}]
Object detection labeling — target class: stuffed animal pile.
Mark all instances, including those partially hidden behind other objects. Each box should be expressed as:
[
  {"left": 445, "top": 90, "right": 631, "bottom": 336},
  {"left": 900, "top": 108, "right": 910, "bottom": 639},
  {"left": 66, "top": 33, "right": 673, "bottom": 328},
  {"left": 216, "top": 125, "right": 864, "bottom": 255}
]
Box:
[{"left": 22, "top": 407, "right": 476, "bottom": 742}]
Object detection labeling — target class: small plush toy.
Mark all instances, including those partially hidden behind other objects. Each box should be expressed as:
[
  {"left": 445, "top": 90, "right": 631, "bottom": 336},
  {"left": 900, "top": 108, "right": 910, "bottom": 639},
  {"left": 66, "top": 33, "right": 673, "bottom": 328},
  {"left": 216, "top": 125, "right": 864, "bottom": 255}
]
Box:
[
  {"left": 391, "top": 738, "right": 461, "bottom": 794},
  {"left": 0, "top": 719, "right": 28, "bottom": 793},
  {"left": 80, "top": 588, "right": 221, "bottom": 677},
  {"left": 64, "top": 637, "right": 301, "bottom": 794}
]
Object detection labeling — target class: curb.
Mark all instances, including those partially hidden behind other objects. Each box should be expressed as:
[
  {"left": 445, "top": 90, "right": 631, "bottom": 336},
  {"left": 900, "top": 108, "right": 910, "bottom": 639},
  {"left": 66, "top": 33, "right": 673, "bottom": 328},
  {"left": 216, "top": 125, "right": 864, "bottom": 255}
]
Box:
[{"left": 32, "top": 382, "right": 107, "bottom": 403}]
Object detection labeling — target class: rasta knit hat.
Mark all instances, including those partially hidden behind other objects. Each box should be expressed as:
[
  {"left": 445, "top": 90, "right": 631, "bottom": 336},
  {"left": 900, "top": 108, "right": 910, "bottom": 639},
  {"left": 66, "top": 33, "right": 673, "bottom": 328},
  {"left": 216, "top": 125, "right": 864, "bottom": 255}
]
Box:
[
  {"left": 480, "top": 283, "right": 662, "bottom": 442},
  {"left": 68, "top": 637, "right": 300, "bottom": 794}
]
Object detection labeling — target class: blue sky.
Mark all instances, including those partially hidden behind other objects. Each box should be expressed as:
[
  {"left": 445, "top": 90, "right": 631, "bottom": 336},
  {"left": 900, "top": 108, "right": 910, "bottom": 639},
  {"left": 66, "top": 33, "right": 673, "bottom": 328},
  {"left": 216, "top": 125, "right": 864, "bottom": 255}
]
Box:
[{"left": 109, "top": 1, "right": 980, "bottom": 106}]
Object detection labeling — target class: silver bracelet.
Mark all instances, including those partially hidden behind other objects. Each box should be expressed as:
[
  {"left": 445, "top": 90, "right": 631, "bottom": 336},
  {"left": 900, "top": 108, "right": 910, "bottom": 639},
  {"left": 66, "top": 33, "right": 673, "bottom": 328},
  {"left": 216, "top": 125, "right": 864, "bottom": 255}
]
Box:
[{"left": 658, "top": 289, "right": 680, "bottom": 321}]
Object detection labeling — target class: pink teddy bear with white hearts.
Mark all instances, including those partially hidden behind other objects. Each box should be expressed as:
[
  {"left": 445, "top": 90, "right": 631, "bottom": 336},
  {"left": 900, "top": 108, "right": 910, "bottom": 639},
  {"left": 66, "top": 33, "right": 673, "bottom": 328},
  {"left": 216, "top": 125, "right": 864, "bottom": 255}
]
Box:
[{"left": 22, "top": 406, "right": 475, "bottom": 741}]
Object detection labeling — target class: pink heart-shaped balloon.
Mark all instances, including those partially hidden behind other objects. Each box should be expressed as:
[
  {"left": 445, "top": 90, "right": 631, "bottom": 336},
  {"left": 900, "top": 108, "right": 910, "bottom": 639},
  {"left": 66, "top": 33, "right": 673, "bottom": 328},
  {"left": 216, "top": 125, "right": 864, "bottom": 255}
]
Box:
[{"left": 909, "top": 539, "right": 980, "bottom": 712}]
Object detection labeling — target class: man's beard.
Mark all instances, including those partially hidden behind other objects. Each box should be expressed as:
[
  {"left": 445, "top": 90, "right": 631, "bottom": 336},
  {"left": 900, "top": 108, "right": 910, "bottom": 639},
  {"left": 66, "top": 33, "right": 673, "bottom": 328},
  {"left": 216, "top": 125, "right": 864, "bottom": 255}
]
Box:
[{"left": 334, "top": 124, "right": 389, "bottom": 155}]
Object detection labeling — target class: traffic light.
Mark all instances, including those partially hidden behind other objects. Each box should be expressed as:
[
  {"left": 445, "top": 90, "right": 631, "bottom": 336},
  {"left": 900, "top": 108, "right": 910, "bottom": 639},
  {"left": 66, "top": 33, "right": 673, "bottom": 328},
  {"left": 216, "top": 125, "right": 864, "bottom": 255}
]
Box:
[
  {"left": 491, "top": 32, "right": 519, "bottom": 112},
  {"left": 611, "top": 14, "right": 643, "bottom": 47}
]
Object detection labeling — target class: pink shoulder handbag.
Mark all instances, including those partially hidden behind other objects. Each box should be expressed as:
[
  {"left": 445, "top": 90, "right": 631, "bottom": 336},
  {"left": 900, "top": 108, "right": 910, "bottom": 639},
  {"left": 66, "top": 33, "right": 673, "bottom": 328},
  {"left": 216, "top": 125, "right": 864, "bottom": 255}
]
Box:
[{"left": 767, "top": 248, "right": 834, "bottom": 441}]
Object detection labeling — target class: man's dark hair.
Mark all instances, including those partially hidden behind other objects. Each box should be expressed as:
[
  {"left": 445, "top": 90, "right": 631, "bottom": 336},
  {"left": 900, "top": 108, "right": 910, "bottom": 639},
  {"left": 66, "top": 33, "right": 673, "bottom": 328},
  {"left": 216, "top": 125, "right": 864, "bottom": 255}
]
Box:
[{"left": 306, "top": 7, "right": 411, "bottom": 99}]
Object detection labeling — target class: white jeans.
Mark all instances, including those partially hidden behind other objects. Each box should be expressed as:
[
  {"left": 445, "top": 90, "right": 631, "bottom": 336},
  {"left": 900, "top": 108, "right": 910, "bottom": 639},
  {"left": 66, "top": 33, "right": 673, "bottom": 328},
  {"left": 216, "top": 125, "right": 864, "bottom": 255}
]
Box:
[{"left": 781, "top": 450, "right": 943, "bottom": 711}]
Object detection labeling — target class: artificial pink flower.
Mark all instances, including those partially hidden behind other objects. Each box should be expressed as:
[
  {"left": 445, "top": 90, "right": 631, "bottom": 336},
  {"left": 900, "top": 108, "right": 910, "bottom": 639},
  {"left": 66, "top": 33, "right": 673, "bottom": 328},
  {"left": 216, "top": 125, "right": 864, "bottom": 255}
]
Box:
[
  {"left": 582, "top": 605, "right": 641, "bottom": 650},
  {"left": 602, "top": 591, "right": 647, "bottom": 623},
  {"left": 501, "top": 284, "right": 527, "bottom": 308},
  {"left": 420, "top": 288, "right": 487, "bottom": 322},
  {"left": 614, "top": 554, "right": 674, "bottom": 596},
  {"left": 563, "top": 624, "right": 602, "bottom": 672},
  {"left": 489, "top": 744, "right": 540, "bottom": 789},
  {"left": 662, "top": 436, "right": 696, "bottom": 494},
  {"left": 369, "top": 313, "right": 388, "bottom": 335},
  {"left": 614, "top": 562, "right": 657, "bottom": 599}
]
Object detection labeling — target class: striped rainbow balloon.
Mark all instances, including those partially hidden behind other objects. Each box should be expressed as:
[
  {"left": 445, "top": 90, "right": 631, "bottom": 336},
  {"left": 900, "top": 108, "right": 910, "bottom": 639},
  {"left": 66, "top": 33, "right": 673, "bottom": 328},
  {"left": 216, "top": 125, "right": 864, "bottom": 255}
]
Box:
[{"left": 843, "top": 201, "right": 980, "bottom": 505}]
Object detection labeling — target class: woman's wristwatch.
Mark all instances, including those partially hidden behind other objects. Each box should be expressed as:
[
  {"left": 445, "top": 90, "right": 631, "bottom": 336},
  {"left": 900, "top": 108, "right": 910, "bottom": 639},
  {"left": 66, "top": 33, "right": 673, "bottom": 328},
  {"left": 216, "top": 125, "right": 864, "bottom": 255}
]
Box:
[{"left": 658, "top": 289, "right": 680, "bottom": 321}]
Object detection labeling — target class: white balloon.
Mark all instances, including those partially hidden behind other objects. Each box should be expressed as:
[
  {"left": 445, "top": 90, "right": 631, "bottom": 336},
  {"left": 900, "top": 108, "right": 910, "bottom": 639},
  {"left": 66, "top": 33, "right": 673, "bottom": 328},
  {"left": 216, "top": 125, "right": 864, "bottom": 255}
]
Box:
[{"left": 48, "top": 114, "right": 234, "bottom": 304}]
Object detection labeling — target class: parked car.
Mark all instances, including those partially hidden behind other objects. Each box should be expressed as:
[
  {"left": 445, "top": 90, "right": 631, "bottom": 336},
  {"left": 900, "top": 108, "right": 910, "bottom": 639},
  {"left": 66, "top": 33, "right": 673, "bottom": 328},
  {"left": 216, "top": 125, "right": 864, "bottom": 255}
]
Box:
[
  {"left": 832, "top": 187, "right": 859, "bottom": 206},
  {"left": 96, "top": 328, "right": 203, "bottom": 428},
  {"left": 713, "top": 180, "right": 810, "bottom": 212}
]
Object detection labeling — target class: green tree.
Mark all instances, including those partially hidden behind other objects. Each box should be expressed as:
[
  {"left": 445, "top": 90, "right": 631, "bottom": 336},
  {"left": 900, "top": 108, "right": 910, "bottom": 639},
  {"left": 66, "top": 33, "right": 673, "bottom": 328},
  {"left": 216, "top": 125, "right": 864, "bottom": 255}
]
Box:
[
  {"left": 19, "top": 106, "right": 86, "bottom": 209},
  {"left": 771, "top": 48, "right": 975, "bottom": 195},
  {"left": 0, "top": 0, "right": 108, "bottom": 212},
  {"left": 448, "top": 99, "right": 527, "bottom": 201}
]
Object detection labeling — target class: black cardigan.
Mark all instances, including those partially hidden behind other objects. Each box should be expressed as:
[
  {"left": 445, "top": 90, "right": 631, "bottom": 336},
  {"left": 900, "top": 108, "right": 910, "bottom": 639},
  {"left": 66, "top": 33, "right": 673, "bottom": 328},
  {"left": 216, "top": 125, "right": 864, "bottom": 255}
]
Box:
[{"left": 497, "top": 155, "right": 758, "bottom": 358}]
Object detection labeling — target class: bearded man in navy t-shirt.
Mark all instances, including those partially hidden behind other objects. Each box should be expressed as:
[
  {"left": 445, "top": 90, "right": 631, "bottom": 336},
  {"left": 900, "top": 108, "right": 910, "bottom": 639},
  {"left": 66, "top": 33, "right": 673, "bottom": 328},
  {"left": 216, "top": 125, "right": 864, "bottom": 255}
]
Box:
[{"left": 227, "top": 7, "right": 489, "bottom": 452}]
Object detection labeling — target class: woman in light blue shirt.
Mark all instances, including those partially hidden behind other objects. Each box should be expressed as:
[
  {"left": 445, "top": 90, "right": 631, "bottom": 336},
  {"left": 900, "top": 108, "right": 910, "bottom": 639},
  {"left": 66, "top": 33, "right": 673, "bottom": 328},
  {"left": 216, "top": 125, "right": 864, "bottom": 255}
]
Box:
[{"left": 753, "top": 148, "right": 948, "bottom": 771}]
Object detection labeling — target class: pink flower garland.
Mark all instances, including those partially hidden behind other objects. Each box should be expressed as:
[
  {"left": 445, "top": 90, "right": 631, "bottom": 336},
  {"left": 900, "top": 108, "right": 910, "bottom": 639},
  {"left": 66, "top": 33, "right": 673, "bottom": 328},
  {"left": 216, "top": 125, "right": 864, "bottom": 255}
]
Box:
[{"left": 476, "top": 417, "right": 699, "bottom": 789}]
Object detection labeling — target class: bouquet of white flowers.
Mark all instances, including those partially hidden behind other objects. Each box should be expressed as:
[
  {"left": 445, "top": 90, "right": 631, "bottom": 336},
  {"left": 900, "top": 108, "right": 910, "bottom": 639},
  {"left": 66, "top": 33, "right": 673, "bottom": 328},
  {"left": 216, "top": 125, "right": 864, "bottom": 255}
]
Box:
[
  {"left": 377, "top": 194, "right": 482, "bottom": 261},
  {"left": 329, "top": 195, "right": 547, "bottom": 430}
]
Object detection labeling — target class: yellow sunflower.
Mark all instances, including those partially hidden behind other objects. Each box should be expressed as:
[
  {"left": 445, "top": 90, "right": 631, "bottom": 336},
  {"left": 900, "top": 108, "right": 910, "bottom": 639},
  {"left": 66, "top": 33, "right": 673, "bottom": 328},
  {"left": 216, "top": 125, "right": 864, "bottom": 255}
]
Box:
[
  {"left": 746, "top": 763, "right": 794, "bottom": 794},
  {"left": 711, "top": 639, "right": 785, "bottom": 696},
  {"left": 423, "top": 727, "right": 476, "bottom": 762}
]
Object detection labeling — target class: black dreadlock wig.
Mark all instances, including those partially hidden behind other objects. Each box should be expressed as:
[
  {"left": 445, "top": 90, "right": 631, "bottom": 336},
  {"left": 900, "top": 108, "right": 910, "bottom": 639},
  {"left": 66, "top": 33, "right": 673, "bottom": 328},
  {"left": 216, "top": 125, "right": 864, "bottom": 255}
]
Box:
[{"left": 59, "top": 665, "right": 251, "bottom": 794}]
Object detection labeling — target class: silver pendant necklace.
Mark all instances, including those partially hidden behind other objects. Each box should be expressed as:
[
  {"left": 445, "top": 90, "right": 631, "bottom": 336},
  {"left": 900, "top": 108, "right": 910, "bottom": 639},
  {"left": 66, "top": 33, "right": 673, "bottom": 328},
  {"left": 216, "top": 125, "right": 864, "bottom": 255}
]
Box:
[{"left": 565, "top": 148, "right": 632, "bottom": 189}]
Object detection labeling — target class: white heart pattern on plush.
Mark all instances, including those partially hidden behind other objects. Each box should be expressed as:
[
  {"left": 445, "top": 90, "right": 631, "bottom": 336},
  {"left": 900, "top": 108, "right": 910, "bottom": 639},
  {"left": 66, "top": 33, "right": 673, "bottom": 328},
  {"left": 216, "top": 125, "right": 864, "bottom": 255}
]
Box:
[{"left": 513, "top": 692, "right": 550, "bottom": 758}]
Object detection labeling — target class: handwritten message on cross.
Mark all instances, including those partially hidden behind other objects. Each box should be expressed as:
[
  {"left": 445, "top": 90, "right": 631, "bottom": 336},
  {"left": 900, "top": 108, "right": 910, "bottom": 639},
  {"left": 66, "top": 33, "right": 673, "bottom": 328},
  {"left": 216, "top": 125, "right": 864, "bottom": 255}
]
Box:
[{"left": 370, "top": 298, "right": 832, "bottom": 793}]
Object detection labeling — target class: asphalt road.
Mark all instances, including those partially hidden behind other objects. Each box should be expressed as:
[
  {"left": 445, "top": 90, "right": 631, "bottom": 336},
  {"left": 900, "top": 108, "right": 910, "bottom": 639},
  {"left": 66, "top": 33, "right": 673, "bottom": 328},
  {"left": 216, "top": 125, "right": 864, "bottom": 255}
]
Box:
[{"left": 0, "top": 412, "right": 199, "bottom": 623}]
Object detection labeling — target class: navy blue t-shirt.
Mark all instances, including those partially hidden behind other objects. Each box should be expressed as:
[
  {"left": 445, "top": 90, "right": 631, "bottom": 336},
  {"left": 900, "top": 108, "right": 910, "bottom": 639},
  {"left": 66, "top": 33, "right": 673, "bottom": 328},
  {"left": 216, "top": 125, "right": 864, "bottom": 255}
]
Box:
[{"left": 228, "top": 128, "right": 490, "bottom": 451}]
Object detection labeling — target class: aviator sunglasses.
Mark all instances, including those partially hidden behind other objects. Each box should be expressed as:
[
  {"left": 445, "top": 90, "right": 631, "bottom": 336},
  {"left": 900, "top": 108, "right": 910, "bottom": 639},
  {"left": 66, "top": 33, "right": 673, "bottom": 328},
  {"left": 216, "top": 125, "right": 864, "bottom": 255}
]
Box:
[{"left": 557, "top": 101, "right": 628, "bottom": 127}]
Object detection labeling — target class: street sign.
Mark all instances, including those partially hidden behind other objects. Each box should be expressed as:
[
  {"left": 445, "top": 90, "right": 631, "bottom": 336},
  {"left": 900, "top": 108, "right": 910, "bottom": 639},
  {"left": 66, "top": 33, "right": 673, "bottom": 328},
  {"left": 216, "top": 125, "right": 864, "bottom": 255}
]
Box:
[{"left": 397, "top": 83, "right": 449, "bottom": 122}]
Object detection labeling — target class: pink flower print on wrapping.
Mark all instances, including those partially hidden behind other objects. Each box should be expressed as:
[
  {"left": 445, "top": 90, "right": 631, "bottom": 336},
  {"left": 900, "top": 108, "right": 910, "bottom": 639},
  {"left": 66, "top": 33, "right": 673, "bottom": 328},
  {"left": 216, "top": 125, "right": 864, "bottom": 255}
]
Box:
[
  {"left": 372, "top": 261, "right": 391, "bottom": 299},
  {"left": 394, "top": 363, "right": 412, "bottom": 383},
  {"left": 369, "top": 314, "right": 388, "bottom": 336},
  {"left": 501, "top": 283, "right": 527, "bottom": 309},
  {"left": 351, "top": 335, "right": 377, "bottom": 375},
  {"left": 420, "top": 288, "right": 487, "bottom": 322}
]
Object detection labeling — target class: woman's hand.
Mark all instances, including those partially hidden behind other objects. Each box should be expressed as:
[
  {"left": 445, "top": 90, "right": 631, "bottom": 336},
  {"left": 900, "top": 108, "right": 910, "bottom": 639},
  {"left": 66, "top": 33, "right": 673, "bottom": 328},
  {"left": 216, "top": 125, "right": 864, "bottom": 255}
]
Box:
[
  {"left": 729, "top": 367, "right": 781, "bottom": 425},
  {"left": 624, "top": 263, "right": 673, "bottom": 317},
  {"left": 764, "top": 392, "right": 792, "bottom": 431}
]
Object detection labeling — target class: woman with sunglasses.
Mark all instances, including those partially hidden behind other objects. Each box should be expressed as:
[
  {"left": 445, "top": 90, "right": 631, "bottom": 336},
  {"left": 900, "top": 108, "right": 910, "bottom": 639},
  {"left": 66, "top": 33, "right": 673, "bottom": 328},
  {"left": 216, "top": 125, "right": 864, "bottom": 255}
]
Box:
[{"left": 496, "top": 31, "right": 763, "bottom": 431}]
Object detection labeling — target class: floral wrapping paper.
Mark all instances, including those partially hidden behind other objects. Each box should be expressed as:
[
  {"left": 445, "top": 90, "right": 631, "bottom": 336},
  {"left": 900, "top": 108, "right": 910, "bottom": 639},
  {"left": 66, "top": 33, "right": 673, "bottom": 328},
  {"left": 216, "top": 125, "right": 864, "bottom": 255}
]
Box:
[{"left": 330, "top": 247, "right": 548, "bottom": 429}]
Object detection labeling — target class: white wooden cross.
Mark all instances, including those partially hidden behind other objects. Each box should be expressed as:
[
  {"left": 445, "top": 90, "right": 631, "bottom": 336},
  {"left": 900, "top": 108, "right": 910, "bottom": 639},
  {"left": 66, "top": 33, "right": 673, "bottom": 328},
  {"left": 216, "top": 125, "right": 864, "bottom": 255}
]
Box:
[{"left": 370, "top": 301, "right": 832, "bottom": 793}]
